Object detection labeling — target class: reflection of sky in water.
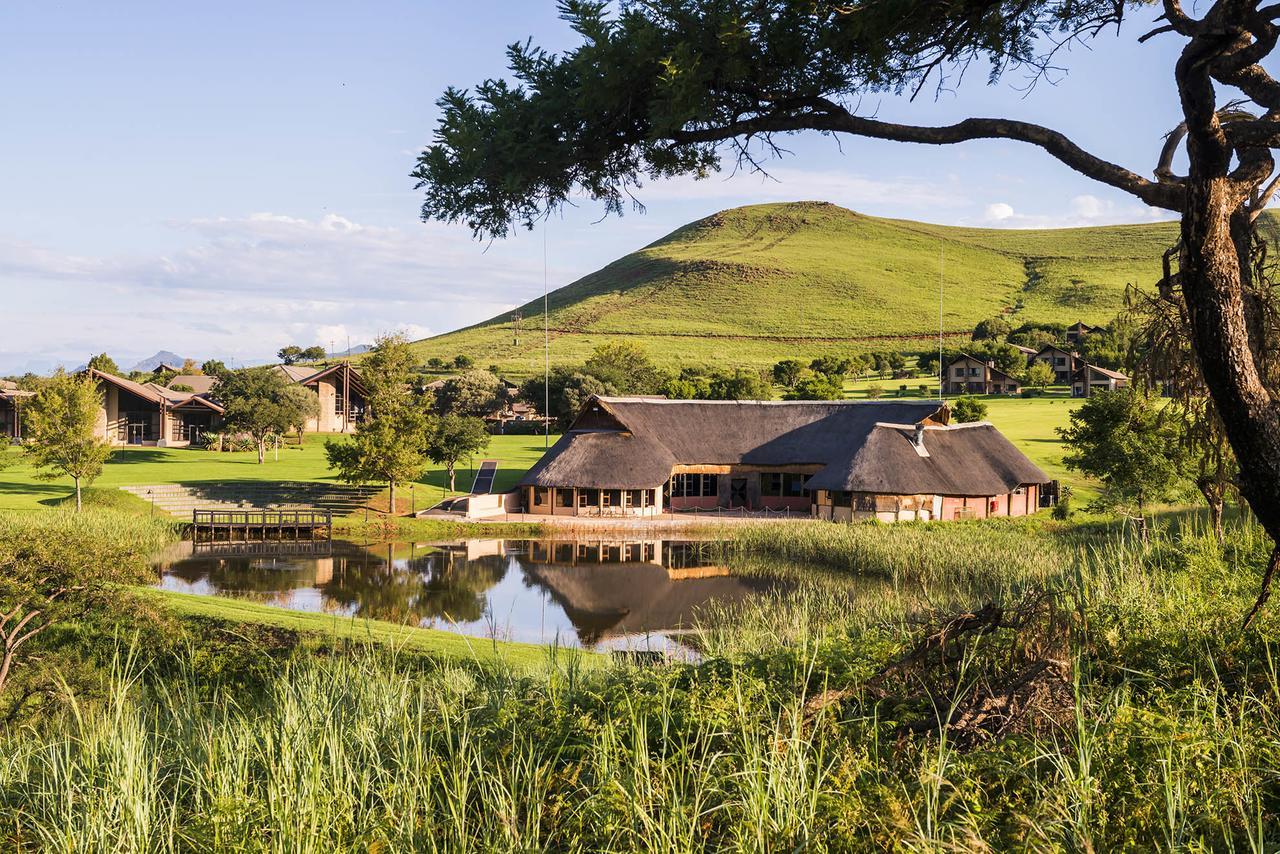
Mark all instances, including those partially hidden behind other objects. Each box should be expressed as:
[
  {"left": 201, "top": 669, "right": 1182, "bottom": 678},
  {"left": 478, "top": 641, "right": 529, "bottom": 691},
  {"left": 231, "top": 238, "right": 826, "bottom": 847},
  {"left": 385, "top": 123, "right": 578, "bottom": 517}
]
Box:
[{"left": 156, "top": 539, "right": 774, "bottom": 653}]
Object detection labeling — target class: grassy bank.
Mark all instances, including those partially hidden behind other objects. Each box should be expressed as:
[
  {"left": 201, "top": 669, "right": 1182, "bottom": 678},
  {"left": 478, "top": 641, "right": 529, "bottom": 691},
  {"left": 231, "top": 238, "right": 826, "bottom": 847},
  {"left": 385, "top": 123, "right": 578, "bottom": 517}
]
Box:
[
  {"left": 0, "top": 433, "right": 559, "bottom": 513},
  {"left": 3, "top": 509, "right": 1280, "bottom": 848}
]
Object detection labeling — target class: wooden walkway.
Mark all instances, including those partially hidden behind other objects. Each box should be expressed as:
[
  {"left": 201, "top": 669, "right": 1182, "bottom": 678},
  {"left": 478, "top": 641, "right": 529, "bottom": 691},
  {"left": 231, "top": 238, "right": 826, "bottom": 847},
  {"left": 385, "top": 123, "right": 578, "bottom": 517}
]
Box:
[
  {"left": 470, "top": 460, "right": 499, "bottom": 494},
  {"left": 191, "top": 509, "right": 332, "bottom": 541}
]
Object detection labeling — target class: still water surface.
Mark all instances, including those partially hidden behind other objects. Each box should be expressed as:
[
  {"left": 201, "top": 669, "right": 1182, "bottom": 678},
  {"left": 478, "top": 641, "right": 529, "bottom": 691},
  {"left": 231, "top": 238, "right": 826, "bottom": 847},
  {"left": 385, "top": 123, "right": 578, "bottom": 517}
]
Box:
[{"left": 154, "top": 538, "right": 785, "bottom": 651}]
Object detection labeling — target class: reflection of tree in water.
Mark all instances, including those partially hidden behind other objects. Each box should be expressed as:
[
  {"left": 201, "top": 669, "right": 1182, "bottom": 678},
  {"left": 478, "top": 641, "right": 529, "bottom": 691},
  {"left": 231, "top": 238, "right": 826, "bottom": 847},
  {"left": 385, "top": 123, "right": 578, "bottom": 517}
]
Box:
[
  {"left": 319, "top": 547, "right": 508, "bottom": 624},
  {"left": 165, "top": 557, "right": 321, "bottom": 596}
]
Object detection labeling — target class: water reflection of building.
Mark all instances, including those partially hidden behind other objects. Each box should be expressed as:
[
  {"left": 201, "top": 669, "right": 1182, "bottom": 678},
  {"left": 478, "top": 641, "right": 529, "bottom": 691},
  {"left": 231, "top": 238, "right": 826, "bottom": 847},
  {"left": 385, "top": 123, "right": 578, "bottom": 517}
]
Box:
[{"left": 518, "top": 539, "right": 775, "bottom": 645}]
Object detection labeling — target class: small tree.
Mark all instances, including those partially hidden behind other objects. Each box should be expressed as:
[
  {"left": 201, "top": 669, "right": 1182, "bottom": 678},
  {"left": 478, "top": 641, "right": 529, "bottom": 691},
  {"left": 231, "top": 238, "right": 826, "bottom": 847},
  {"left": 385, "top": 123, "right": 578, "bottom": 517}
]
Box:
[
  {"left": 427, "top": 415, "right": 491, "bottom": 492},
  {"left": 582, "top": 342, "right": 664, "bottom": 394},
  {"left": 951, "top": 396, "right": 988, "bottom": 423},
  {"left": 300, "top": 345, "right": 327, "bottom": 362},
  {"left": 434, "top": 369, "right": 503, "bottom": 417},
  {"left": 707, "top": 369, "right": 773, "bottom": 401},
  {"left": 972, "top": 316, "right": 1012, "bottom": 341},
  {"left": 200, "top": 359, "right": 229, "bottom": 378},
  {"left": 787, "top": 374, "right": 844, "bottom": 400},
  {"left": 453, "top": 354, "right": 475, "bottom": 369},
  {"left": 809, "top": 356, "right": 852, "bottom": 380},
  {"left": 866, "top": 384, "right": 884, "bottom": 400},
  {"left": 218, "top": 367, "right": 317, "bottom": 463},
  {"left": 520, "top": 368, "right": 618, "bottom": 428},
  {"left": 277, "top": 345, "right": 304, "bottom": 365},
  {"left": 85, "top": 353, "right": 120, "bottom": 375},
  {"left": 1059, "top": 389, "right": 1186, "bottom": 513},
  {"left": 1027, "top": 361, "right": 1056, "bottom": 393},
  {"left": 326, "top": 334, "right": 432, "bottom": 513},
  {"left": 771, "top": 359, "right": 806, "bottom": 388},
  {"left": 22, "top": 371, "right": 113, "bottom": 512}
]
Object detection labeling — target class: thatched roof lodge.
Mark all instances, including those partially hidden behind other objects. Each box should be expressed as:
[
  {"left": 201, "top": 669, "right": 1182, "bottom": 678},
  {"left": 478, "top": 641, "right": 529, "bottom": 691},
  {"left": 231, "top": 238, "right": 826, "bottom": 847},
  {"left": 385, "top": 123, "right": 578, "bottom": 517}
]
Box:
[{"left": 516, "top": 396, "right": 1049, "bottom": 522}]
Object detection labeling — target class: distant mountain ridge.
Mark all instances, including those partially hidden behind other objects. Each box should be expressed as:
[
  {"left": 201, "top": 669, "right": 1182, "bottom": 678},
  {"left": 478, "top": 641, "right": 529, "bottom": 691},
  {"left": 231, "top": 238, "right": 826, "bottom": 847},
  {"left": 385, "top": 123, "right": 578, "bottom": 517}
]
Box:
[
  {"left": 131, "top": 351, "right": 188, "bottom": 373},
  {"left": 407, "top": 201, "right": 1248, "bottom": 375}
]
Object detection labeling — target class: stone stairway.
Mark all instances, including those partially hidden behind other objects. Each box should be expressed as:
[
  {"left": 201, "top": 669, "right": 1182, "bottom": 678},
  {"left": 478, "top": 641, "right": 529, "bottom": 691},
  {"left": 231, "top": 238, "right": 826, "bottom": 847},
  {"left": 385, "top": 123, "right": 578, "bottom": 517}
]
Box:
[{"left": 120, "top": 482, "right": 385, "bottom": 518}]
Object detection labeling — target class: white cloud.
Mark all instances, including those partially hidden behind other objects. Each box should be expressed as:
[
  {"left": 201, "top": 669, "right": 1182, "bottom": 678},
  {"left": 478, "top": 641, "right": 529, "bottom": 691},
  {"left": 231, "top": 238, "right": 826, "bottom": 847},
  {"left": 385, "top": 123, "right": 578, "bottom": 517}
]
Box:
[
  {"left": 965, "top": 194, "right": 1174, "bottom": 229},
  {"left": 0, "top": 212, "right": 550, "bottom": 373}
]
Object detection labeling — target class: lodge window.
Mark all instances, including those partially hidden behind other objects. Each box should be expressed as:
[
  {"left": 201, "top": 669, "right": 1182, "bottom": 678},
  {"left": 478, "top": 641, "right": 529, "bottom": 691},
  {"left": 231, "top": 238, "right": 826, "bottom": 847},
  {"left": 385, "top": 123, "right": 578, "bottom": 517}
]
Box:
[
  {"left": 834, "top": 491, "right": 853, "bottom": 508},
  {"left": 533, "top": 487, "right": 549, "bottom": 505},
  {"left": 671, "top": 473, "right": 718, "bottom": 498},
  {"left": 953, "top": 367, "right": 964, "bottom": 377},
  {"left": 557, "top": 489, "right": 574, "bottom": 507},
  {"left": 578, "top": 489, "right": 600, "bottom": 507},
  {"left": 969, "top": 367, "right": 980, "bottom": 377},
  {"left": 854, "top": 493, "right": 877, "bottom": 512},
  {"left": 760, "top": 473, "right": 807, "bottom": 497}
]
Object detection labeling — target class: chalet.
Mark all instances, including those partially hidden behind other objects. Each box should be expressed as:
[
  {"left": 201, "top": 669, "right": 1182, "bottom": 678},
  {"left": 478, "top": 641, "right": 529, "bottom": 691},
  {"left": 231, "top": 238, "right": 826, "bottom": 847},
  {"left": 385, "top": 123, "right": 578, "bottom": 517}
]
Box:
[
  {"left": 0, "top": 381, "right": 34, "bottom": 440},
  {"left": 1029, "top": 344, "right": 1081, "bottom": 383},
  {"left": 1065, "top": 322, "right": 1096, "bottom": 345},
  {"left": 1072, "top": 364, "right": 1131, "bottom": 397},
  {"left": 944, "top": 354, "right": 1022, "bottom": 395},
  {"left": 273, "top": 363, "right": 367, "bottom": 433},
  {"left": 517, "top": 397, "right": 1048, "bottom": 522},
  {"left": 88, "top": 369, "right": 224, "bottom": 446}
]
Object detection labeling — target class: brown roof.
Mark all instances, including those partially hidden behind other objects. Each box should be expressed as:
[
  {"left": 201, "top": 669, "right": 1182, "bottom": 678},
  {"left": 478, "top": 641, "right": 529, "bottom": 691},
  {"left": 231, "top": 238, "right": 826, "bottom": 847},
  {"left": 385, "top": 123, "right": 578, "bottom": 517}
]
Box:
[
  {"left": 519, "top": 398, "right": 955, "bottom": 490},
  {"left": 291, "top": 363, "right": 367, "bottom": 395},
  {"left": 89, "top": 369, "right": 225, "bottom": 414},
  {"left": 274, "top": 364, "right": 315, "bottom": 383},
  {"left": 806, "top": 422, "right": 1048, "bottom": 496},
  {"left": 166, "top": 374, "right": 219, "bottom": 395},
  {"left": 1076, "top": 363, "right": 1129, "bottom": 381}
]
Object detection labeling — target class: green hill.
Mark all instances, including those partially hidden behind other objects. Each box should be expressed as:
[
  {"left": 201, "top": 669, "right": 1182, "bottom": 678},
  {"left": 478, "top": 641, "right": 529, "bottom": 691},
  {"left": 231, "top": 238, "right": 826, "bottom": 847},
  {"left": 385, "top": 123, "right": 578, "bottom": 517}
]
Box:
[{"left": 411, "top": 201, "right": 1191, "bottom": 375}]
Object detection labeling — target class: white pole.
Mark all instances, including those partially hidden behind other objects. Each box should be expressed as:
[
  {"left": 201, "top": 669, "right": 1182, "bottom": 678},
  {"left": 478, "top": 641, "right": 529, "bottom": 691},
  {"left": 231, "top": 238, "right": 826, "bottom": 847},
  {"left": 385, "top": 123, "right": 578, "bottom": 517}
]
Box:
[
  {"left": 544, "top": 220, "right": 550, "bottom": 450},
  {"left": 938, "top": 244, "right": 945, "bottom": 402}
]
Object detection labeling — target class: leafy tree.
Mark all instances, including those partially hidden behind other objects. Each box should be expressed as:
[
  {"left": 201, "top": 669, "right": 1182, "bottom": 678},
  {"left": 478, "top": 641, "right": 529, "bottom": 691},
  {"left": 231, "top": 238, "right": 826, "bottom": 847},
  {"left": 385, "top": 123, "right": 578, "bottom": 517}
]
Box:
[
  {"left": 887, "top": 352, "right": 907, "bottom": 374},
  {"left": 300, "top": 346, "right": 327, "bottom": 362},
  {"left": 434, "top": 369, "right": 503, "bottom": 417},
  {"left": 1027, "top": 360, "right": 1056, "bottom": 392},
  {"left": 1059, "top": 390, "right": 1187, "bottom": 512},
  {"left": 453, "top": 354, "right": 475, "bottom": 370},
  {"left": 169, "top": 383, "right": 195, "bottom": 393},
  {"left": 326, "top": 334, "right": 432, "bottom": 513},
  {"left": 771, "top": 359, "right": 806, "bottom": 388},
  {"left": 707, "top": 369, "right": 773, "bottom": 401},
  {"left": 787, "top": 374, "right": 844, "bottom": 400},
  {"left": 972, "top": 316, "right": 1012, "bottom": 341},
  {"left": 427, "top": 415, "right": 491, "bottom": 492},
  {"left": 1008, "top": 327, "right": 1064, "bottom": 352},
  {"left": 426, "top": 357, "right": 447, "bottom": 370},
  {"left": 1078, "top": 319, "right": 1140, "bottom": 372},
  {"left": 22, "top": 371, "right": 113, "bottom": 512},
  {"left": 277, "top": 346, "right": 304, "bottom": 365},
  {"left": 865, "top": 384, "right": 884, "bottom": 400},
  {"left": 181, "top": 358, "right": 201, "bottom": 374},
  {"left": 968, "top": 341, "right": 1027, "bottom": 377},
  {"left": 412, "top": 0, "right": 1280, "bottom": 617},
  {"left": 661, "top": 375, "right": 710, "bottom": 399},
  {"left": 582, "top": 342, "right": 664, "bottom": 394},
  {"left": 218, "top": 367, "right": 318, "bottom": 464},
  {"left": 520, "top": 368, "right": 618, "bottom": 429},
  {"left": 809, "top": 355, "right": 852, "bottom": 380},
  {"left": 200, "top": 359, "right": 229, "bottom": 378},
  {"left": 951, "top": 396, "right": 988, "bottom": 424},
  {"left": 85, "top": 353, "right": 120, "bottom": 375}
]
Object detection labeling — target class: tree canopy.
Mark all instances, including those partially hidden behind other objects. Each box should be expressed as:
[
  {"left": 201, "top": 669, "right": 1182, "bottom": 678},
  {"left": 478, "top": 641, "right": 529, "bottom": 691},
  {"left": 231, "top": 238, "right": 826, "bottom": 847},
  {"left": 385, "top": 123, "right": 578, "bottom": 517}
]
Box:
[
  {"left": 218, "top": 368, "right": 318, "bottom": 464},
  {"left": 22, "top": 371, "right": 113, "bottom": 512}
]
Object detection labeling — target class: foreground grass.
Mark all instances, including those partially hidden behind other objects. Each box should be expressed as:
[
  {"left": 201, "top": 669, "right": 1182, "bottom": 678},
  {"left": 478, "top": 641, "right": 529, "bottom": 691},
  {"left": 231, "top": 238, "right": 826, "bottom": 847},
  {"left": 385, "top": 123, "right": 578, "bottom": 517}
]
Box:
[{"left": 4, "top": 509, "right": 1280, "bottom": 849}]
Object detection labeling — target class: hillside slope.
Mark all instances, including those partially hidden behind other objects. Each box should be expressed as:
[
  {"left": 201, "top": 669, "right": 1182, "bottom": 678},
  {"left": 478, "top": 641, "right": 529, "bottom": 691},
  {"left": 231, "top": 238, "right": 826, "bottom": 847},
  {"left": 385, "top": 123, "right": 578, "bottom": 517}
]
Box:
[{"left": 412, "top": 202, "right": 1190, "bottom": 374}]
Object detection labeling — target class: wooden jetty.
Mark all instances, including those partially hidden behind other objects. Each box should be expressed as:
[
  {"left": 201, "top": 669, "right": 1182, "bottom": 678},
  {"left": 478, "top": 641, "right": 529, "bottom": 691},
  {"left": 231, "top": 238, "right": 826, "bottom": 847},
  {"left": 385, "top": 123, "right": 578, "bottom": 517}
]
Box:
[{"left": 191, "top": 509, "right": 332, "bottom": 542}]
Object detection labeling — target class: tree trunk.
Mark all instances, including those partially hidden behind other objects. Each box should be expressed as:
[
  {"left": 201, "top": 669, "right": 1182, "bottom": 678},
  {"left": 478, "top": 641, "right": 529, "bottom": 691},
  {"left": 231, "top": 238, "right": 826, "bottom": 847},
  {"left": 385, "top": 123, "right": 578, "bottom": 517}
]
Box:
[
  {"left": 74, "top": 477, "right": 82, "bottom": 513},
  {"left": 448, "top": 463, "right": 456, "bottom": 492},
  {"left": 257, "top": 438, "right": 266, "bottom": 464},
  {"left": 0, "top": 646, "right": 13, "bottom": 698},
  {"left": 1179, "top": 179, "right": 1280, "bottom": 624},
  {"left": 389, "top": 480, "right": 397, "bottom": 517}
]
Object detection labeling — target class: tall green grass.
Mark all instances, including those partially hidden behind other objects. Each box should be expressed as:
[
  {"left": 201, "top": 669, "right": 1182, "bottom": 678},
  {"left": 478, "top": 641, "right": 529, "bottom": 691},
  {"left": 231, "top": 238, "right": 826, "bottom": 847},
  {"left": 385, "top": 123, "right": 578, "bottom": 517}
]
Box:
[{"left": 3, "top": 516, "right": 1280, "bottom": 849}]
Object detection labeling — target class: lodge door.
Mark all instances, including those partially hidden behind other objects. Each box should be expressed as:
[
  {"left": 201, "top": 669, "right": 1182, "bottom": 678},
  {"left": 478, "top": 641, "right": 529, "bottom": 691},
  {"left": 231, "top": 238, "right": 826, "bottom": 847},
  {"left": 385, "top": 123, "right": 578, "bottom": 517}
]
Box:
[
  {"left": 127, "top": 423, "right": 145, "bottom": 445},
  {"left": 729, "top": 477, "right": 748, "bottom": 509}
]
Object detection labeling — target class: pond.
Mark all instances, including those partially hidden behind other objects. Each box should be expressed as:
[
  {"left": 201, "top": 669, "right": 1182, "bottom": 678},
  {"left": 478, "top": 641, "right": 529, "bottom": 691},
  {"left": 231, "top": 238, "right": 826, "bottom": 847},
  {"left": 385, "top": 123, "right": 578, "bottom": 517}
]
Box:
[{"left": 153, "top": 538, "right": 788, "bottom": 652}]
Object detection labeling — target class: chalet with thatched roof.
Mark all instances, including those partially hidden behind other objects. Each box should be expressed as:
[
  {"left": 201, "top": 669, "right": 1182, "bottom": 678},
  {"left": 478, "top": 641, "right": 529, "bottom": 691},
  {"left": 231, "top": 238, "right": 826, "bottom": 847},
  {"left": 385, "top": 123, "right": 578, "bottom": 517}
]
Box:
[
  {"left": 517, "top": 397, "right": 1048, "bottom": 522},
  {"left": 0, "top": 381, "right": 35, "bottom": 440},
  {"left": 87, "top": 369, "right": 224, "bottom": 446}
]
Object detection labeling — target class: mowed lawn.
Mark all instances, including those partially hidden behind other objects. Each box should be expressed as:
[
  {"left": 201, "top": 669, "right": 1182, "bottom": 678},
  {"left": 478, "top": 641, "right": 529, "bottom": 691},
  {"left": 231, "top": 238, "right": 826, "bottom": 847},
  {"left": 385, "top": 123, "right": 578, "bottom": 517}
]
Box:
[{"left": 0, "top": 432, "right": 561, "bottom": 512}]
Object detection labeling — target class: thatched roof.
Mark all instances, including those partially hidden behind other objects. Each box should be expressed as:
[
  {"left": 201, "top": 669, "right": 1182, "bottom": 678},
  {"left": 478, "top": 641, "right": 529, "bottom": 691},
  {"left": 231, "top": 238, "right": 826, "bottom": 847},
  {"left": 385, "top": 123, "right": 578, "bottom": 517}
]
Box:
[
  {"left": 806, "top": 422, "right": 1048, "bottom": 496},
  {"left": 519, "top": 397, "right": 965, "bottom": 491}
]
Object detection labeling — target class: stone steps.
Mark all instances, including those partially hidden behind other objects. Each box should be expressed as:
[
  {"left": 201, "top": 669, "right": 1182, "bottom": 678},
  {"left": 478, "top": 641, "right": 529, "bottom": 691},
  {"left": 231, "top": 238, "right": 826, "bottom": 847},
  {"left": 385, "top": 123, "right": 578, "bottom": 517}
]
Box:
[{"left": 121, "top": 482, "right": 385, "bottom": 517}]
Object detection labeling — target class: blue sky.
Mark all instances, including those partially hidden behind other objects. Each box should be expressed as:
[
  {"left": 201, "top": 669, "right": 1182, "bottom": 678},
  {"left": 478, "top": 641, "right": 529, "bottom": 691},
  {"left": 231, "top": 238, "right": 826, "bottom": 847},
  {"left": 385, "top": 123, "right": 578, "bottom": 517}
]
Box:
[{"left": 0, "top": 1, "right": 1189, "bottom": 374}]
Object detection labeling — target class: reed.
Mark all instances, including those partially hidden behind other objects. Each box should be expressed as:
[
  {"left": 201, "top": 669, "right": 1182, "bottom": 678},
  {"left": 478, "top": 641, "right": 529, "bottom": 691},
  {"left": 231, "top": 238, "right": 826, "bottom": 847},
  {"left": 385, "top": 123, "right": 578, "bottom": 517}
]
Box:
[{"left": 3, "top": 515, "right": 1280, "bottom": 849}]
